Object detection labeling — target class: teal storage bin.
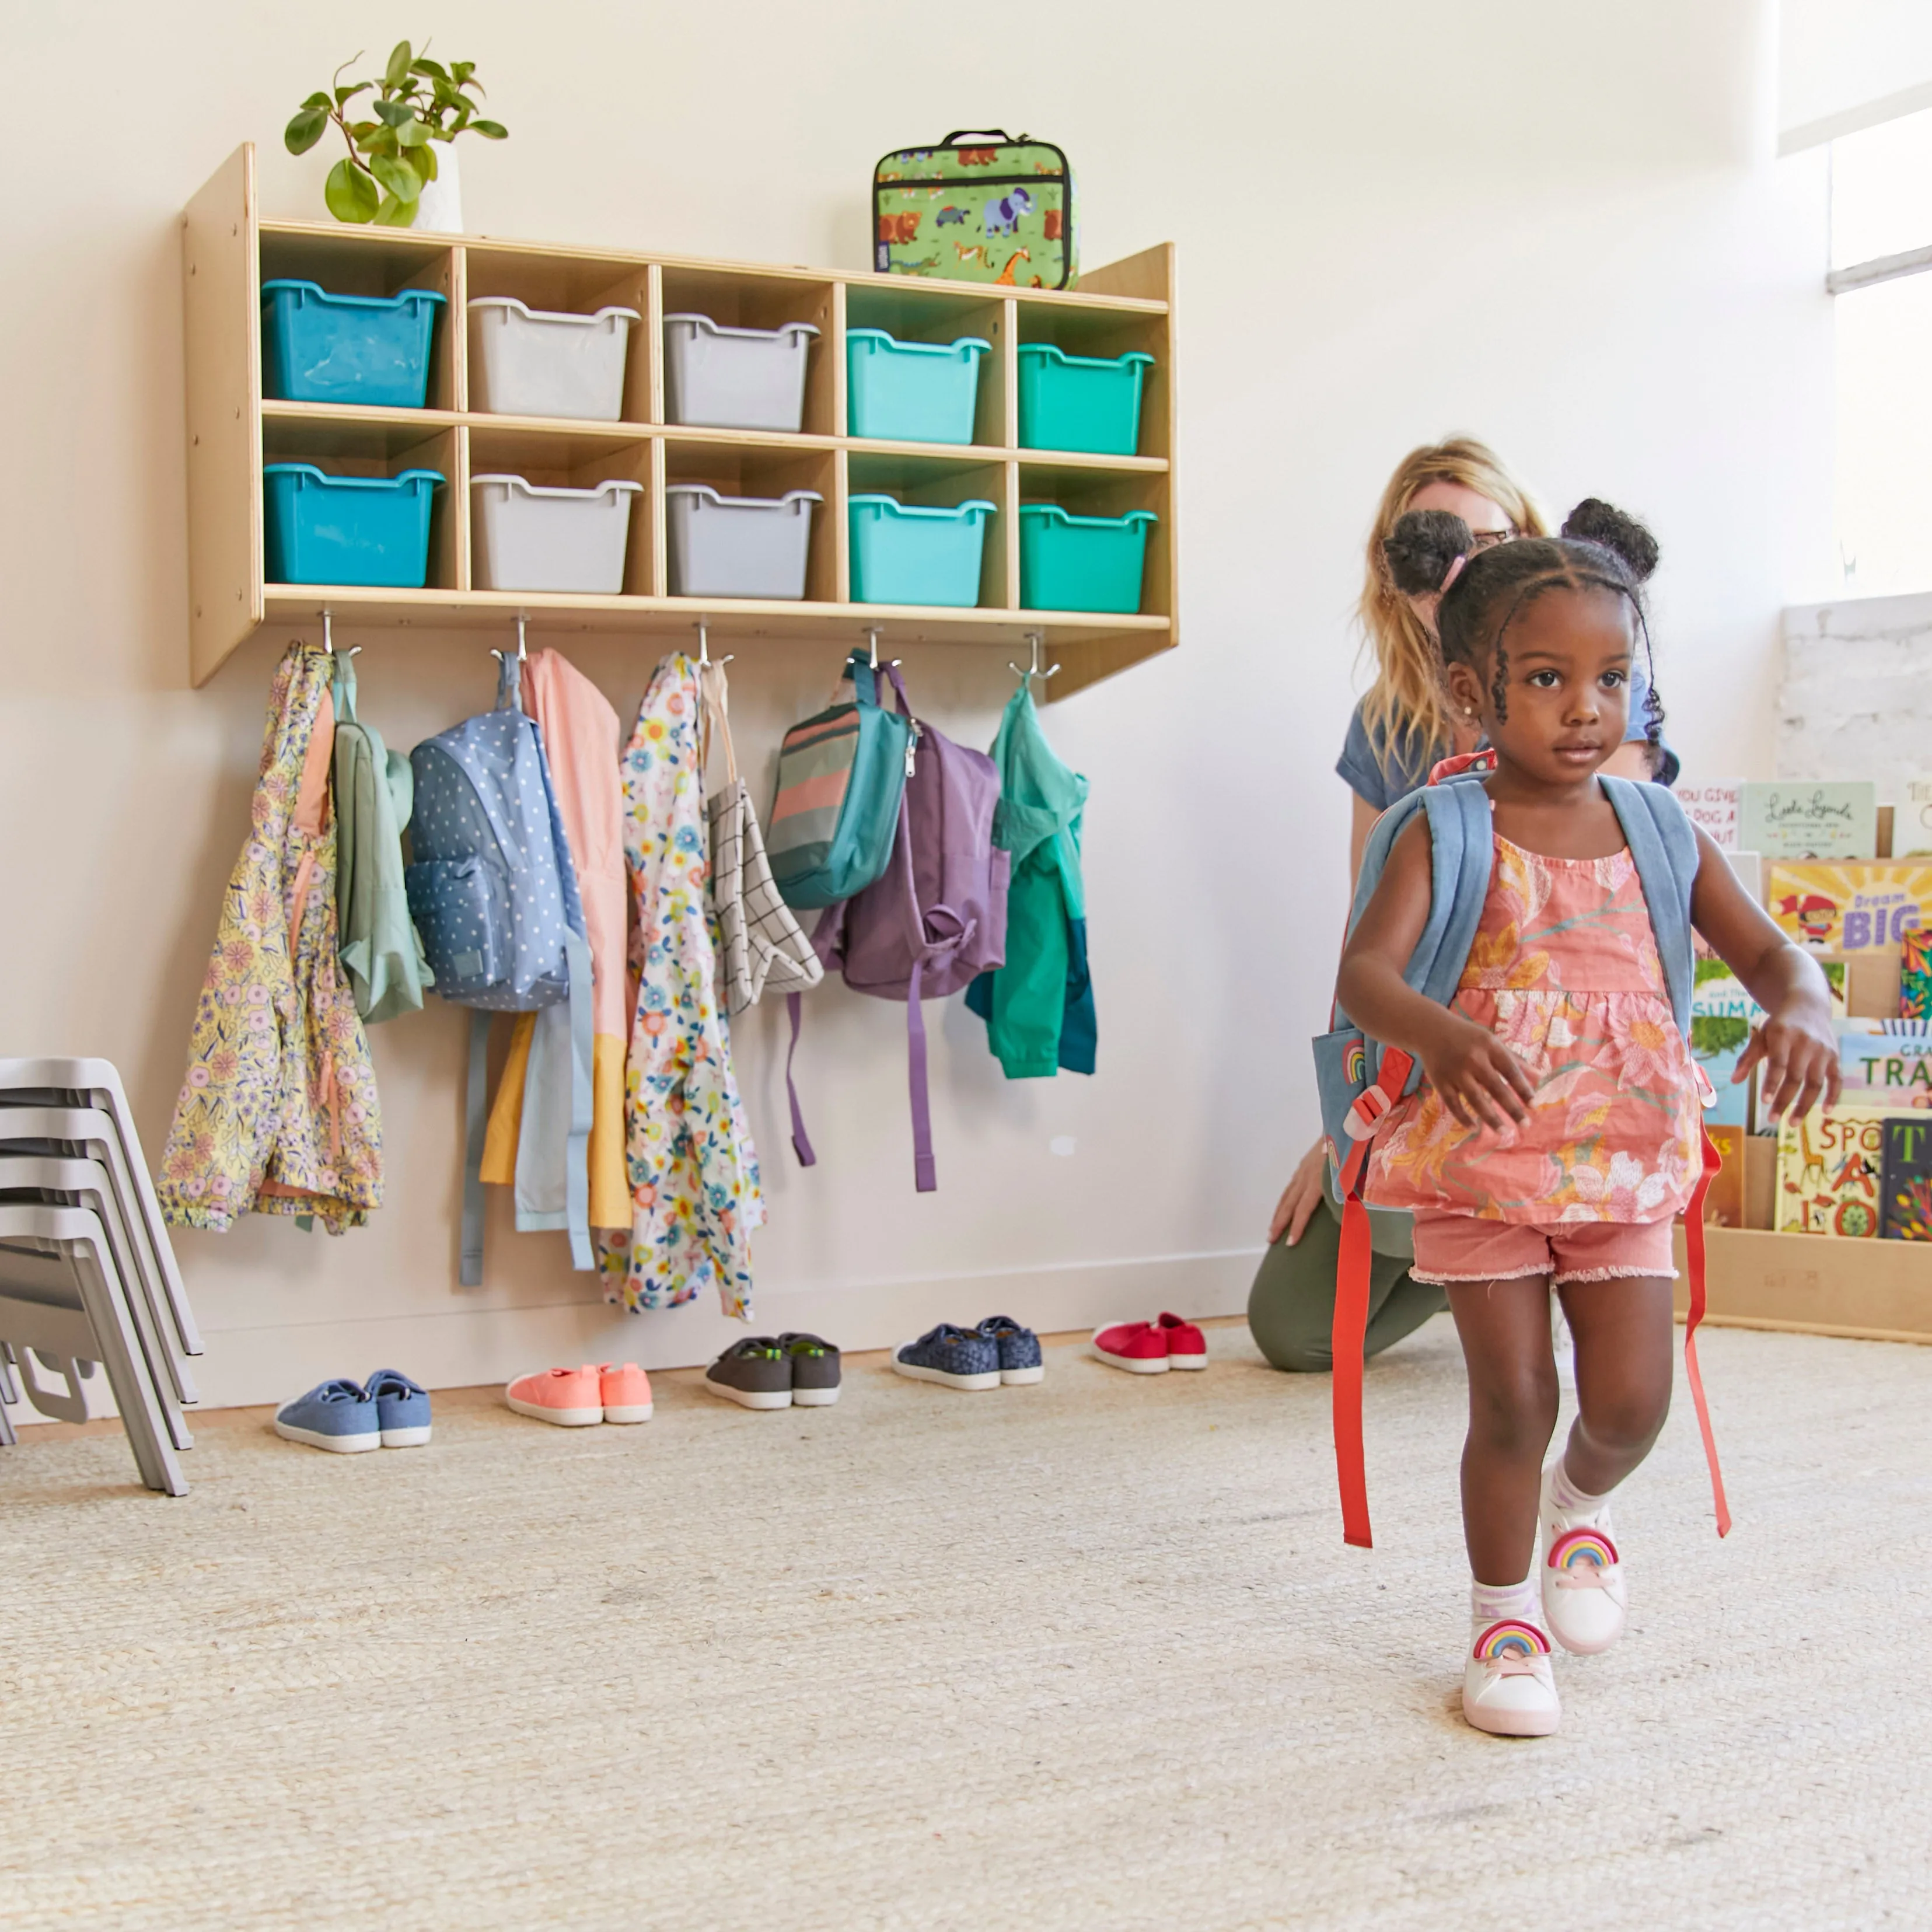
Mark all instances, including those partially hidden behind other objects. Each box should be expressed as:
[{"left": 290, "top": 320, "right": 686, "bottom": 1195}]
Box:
[
  {"left": 847, "top": 330, "right": 991, "bottom": 445},
  {"left": 848, "top": 495, "right": 995, "bottom": 607},
  {"left": 1019, "top": 504, "right": 1157, "bottom": 613},
  {"left": 261, "top": 280, "right": 445, "bottom": 408},
  {"left": 1016, "top": 344, "right": 1154, "bottom": 455},
  {"left": 263, "top": 463, "right": 443, "bottom": 588}
]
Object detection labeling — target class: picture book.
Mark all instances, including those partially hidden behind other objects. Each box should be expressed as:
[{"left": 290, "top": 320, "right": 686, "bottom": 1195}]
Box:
[
  {"left": 1704, "top": 1124, "right": 1745, "bottom": 1226},
  {"left": 1766, "top": 862, "right": 1932, "bottom": 953},
  {"left": 1879, "top": 1114, "right": 1932, "bottom": 1240},
  {"left": 1905, "top": 928, "right": 1932, "bottom": 1022},
  {"left": 1673, "top": 781, "right": 1740, "bottom": 849},
  {"left": 1691, "top": 959, "right": 1844, "bottom": 1130},
  {"left": 1739, "top": 782, "right": 1877, "bottom": 864},
  {"left": 1836, "top": 1019, "right": 1932, "bottom": 1107},
  {"left": 1774, "top": 1108, "right": 1888, "bottom": 1237},
  {"left": 1896, "top": 780, "right": 1932, "bottom": 858}
]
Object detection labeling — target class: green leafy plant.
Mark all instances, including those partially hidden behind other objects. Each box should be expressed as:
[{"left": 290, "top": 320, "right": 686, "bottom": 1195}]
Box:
[{"left": 285, "top": 42, "right": 506, "bottom": 227}]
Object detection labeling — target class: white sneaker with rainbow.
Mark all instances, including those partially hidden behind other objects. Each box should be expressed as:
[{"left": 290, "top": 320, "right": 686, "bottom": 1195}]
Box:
[
  {"left": 1462, "top": 1619, "right": 1561, "bottom": 1737},
  {"left": 1540, "top": 1466, "right": 1629, "bottom": 1655}
]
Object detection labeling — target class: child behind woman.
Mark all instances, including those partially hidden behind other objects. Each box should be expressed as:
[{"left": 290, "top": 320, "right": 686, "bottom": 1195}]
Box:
[{"left": 1334, "top": 499, "right": 1840, "bottom": 1736}]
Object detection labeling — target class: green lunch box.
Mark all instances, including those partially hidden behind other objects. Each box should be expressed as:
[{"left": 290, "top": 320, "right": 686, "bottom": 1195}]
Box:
[
  {"left": 874, "top": 132, "right": 1078, "bottom": 289},
  {"left": 1019, "top": 505, "right": 1155, "bottom": 614}
]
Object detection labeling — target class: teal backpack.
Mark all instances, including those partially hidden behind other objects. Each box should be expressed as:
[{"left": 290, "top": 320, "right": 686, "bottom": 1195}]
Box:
[
  {"left": 766, "top": 649, "right": 914, "bottom": 910},
  {"left": 1313, "top": 759, "right": 1728, "bottom": 1549}
]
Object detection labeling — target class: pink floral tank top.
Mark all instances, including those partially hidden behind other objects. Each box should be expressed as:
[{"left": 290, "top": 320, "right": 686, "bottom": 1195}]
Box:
[{"left": 1364, "top": 834, "right": 1702, "bottom": 1224}]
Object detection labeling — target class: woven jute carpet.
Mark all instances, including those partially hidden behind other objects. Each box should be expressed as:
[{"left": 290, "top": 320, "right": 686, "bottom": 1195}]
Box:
[{"left": 4, "top": 1315, "right": 1927, "bottom": 1930}]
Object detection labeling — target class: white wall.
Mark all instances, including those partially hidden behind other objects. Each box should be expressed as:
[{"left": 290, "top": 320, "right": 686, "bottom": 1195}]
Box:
[
  {"left": 1779, "top": 0, "right": 1932, "bottom": 150},
  {"left": 0, "top": 0, "right": 1834, "bottom": 1412}
]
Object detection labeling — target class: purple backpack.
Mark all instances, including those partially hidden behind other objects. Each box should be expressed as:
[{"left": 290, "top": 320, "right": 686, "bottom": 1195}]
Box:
[{"left": 786, "top": 661, "right": 1009, "bottom": 1190}]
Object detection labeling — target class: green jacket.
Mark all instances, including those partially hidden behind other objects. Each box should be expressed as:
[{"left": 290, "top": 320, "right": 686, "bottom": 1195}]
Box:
[
  {"left": 966, "top": 685, "right": 1093, "bottom": 1078},
  {"left": 332, "top": 657, "right": 432, "bottom": 1024}
]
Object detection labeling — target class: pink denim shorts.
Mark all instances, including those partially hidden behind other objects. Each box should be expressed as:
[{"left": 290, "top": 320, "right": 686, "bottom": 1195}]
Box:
[{"left": 1408, "top": 1211, "right": 1679, "bottom": 1287}]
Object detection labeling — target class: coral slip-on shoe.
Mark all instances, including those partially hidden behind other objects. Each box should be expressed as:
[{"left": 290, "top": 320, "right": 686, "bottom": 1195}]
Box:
[
  {"left": 275, "top": 1378, "right": 381, "bottom": 1452},
  {"left": 598, "top": 1362, "right": 654, "bottom": 1424},
  {"left": 506, "top": 1365, "right": 605, "bottom": 1427},
  {"left": 1462, "top": 1620, "right": 1560, "bottom": 1738}
]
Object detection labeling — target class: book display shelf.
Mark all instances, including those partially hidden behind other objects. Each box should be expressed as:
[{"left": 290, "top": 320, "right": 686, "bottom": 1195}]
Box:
[{"left": 181, "top": 144, "right": 1177, "bottom": 698}]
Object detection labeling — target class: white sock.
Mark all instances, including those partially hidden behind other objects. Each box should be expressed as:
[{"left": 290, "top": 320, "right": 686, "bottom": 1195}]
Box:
[
  {"left": 1548, "top": 1458, "right": 1614, "bottom": 1524},
  {"left": 1470, "top": 1574, "right": 1542, "bottom": 1645}
]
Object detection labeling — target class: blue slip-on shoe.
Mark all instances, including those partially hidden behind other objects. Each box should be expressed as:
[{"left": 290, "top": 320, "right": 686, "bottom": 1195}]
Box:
[
  {"left": 274, "top": 1378, "right": 380, "bottom": 1454},
  {"left": 977, "top": 1314, "right": 1045, "bottom": 1385},
  {"left": 366, "top": 1368, "right": 433, "bottom": 1448},
  {"left": 892, "top": 1323, "right": 1002, "bottom": 1392}
]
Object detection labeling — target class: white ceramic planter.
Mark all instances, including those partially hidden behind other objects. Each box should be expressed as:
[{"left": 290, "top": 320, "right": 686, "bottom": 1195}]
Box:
[{"left": 413, "top": 139, "right": 463, "bottom": 233}]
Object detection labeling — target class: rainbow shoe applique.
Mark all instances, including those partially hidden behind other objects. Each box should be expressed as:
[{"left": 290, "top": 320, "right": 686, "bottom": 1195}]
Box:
[
  {"left": 1463, "top": 1619, "right": 1560, "bottom": 1737},
  {"left": 1540, "top": 1469, "right": 1630, "bottom": 1656}
]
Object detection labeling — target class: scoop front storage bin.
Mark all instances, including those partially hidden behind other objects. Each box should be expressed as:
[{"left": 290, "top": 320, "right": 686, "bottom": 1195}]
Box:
[
  {"left": 1016, "top": 344, "right": 1154, "bottom": 456},
  {"left": 471, "top": 474, "right": 642, "bottom": 594},
  {"left": 663, "top": 315, "right": 819, "bottom": 432},
  {"left": 666, "top": 485, "right": 822, "bottom": 600},
  {"left": 261, "top": 281, "right": 445, "bottom": 408},
  {"left": 846, "top": 331, "right": 990, "bottom": 445},
  {"left": 1019, "top": 504, "right": 1155, "bottom": 613},
  {"left": 263, "top": 464, "right": 442, "bottom": 588},
  {"left": 467, "top": 299, "right": 640, "bottom": 421},
  {"left": 848, "top": 495, "right": 995, "bottom": 608}
]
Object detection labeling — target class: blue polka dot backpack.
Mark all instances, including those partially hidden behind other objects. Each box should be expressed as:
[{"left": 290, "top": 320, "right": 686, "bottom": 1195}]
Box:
[{"left": 407, "top": 650, "right": 592, "bottom": 1285}]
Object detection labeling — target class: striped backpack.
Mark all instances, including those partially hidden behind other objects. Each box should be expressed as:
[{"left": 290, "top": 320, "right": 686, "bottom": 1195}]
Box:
[
  {"left": 766, "top": 649, "right": 913, "bottom": 909},
  {"left": 1314, "top": 756, "right": 1728, "bottom": 1550}
]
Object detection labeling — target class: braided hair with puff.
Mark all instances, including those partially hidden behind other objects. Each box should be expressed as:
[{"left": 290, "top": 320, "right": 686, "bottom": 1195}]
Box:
[{"left": 1381, "top": 499, "right": 1664, "bottom": 754}]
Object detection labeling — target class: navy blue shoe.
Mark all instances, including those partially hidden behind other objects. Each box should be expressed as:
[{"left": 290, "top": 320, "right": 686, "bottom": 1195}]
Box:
[
  {"left": 274, "top": 1378, "right": 379, "bottom": 1454},
  {"left": 366, "top": 1368, "right": 432, "bottom": 1448},
  {"left": 892, "top": 1323, "right": 1001, "bottom": 1391},
  {"left": 977, "top": 1315, "right": 1044, "bottom": 1385}
]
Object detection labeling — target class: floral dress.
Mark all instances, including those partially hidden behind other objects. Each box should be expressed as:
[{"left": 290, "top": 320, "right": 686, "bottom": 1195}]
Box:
[
  {"left": 596, "top": 654, "right": 764, "bottom": 1315},
  {"left": 159, "top": 641, "right": 383, "bottom": 1234},
  {"left": 1365, "top": 833, "right": 1702, "bottom": 1224}
]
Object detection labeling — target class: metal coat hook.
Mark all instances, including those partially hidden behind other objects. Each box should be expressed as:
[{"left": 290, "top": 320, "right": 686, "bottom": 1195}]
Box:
[
  {"left": 320, "top": 609, "right": 360, "bottom": 661},
  {"left": 696, "top": 618, "right": 733, "bottom": 671},
  {"left": 1008, "top": 628, "right": 1060, "bottom": 687},
  {"left": 860, "top": 624, "right": 901, "bottom": 672},
  {"left": 490, "top": 613, "right": 530, "bottom": 669}
]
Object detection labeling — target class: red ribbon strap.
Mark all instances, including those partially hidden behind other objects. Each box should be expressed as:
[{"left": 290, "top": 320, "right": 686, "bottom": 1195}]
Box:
[{"left": 1681, "top": 1123, "right": 1732, "bottom": 1538}]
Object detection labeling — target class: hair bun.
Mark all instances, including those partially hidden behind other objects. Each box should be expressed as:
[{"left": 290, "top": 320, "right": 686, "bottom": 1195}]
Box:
[
  {"left": 1383, "top": 509, "right": 1472, "bottom": 595},
  {"left": 1561, "top": 498, "right": 1659, "bottom": 583}
]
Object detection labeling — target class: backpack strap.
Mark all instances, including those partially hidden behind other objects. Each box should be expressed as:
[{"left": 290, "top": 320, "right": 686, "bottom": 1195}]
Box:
[
  {"left": 460, "top": 1009, "right": 491, "bottom": 1287},
  {"left": 1603, "top": 774, "right": 1728, "bottom": 1535}
]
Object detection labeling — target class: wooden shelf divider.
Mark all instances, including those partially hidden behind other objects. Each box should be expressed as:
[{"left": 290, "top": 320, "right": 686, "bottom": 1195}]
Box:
[{"left": 182, "top": 142, "right": 1178, "bottom": 697}]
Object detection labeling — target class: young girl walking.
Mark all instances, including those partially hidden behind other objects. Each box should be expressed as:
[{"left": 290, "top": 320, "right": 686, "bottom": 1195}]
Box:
[{"left": 1334, "top": 499, "right": 1840, "bottom": 1737}]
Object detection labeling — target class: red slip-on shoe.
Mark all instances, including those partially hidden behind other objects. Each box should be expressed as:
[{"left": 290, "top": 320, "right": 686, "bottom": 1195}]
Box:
[
  {"left": 1157, "top": 1311, "right": 1208, "bottom": 1370},
  {"left": 1092, "top": 1319, "right": 1171, "bottom": 1374}
]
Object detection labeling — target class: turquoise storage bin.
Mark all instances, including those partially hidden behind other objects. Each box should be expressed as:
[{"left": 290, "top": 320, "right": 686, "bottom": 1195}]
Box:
[
  {"left": 1016, "top": 344, "right": 1154, "bottom": 456},
  {"left": 847, "top": 330, "right": 991, "bottom": 445},
  {"left": 1019, "top": 504, "right": 1157, "bottom": 613},
  {"left": 261, "top": 280, "right": 445, "bottom": 409},
  {"left": 263, "top": 464, "right": 443, "bottom": 588},
  {"left": 848, "top": 495, "right": 995, "bottom": 607}
]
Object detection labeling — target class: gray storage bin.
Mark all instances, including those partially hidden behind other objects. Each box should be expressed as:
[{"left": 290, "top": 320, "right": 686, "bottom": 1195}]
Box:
[
  {"left": 468, "top": 298, "right": 640, "bottom": 421},
  {"left": 663, "top": 315, "right": 819, "bottom": 432},
  {"left": 666, "top": 484, "right": 822, "bottom": 600},
  {"left": 471, "top": 474, "right": 642, "bottom": 593}
]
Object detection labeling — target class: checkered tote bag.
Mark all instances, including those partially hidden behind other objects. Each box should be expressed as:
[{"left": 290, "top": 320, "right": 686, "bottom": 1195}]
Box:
[{"left": 702, "top": 666, "right": 823, "bottom": 1015}]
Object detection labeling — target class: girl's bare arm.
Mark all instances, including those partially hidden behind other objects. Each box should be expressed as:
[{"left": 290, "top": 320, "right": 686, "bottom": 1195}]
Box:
[
  {"left": 1687, "top": 825, "right": 1842, "bottom": 1120},
  {"left": 1336, "top": 817, "right": 1536, "bottom": 1131}
]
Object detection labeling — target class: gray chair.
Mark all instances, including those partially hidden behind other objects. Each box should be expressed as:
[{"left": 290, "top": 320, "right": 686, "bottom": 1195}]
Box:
[{"left": 0, "top": 1203, "right": 187, "bottom": 1495}]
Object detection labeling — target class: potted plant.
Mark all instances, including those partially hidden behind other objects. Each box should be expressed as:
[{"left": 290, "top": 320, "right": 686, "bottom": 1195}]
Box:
[{"left": 285, "top": 42, "right": 505, "bottom": 232}]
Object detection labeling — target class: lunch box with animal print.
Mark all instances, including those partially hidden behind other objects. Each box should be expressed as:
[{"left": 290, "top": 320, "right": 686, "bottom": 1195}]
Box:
[{"left": 872, "top": 132, "right": 1078, "bottom": 289}]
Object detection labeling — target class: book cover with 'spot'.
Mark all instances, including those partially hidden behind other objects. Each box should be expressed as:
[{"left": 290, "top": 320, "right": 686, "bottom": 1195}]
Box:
[{"left": 1775, "top": 1108, "right": 1888, "bottom": 1238}]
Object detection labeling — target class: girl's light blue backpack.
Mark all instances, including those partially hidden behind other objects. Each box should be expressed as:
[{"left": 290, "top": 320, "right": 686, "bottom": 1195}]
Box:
[
  {"left": 407, "top": 653, "right": 593, "bottom": 1287},
  {"left": 1312, "top": 760, "right": 1728, "bottom": 1549}
]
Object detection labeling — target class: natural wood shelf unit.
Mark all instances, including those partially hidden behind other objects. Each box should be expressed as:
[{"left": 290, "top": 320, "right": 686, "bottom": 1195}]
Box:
[
  {"left": 183, "top": 144, "right": 1179, "bottom": 697},
  {"left": 1671, "top": 1225, "right": 1932, "bottom": 1344}
]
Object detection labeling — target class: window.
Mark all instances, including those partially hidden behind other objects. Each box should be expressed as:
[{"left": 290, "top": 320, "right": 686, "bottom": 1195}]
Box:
[{"left": 1832, "top": 109, "right": 1932, "bottom": 596}]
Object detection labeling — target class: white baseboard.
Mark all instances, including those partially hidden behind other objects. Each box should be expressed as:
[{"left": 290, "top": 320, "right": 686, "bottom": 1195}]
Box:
[{"left": 5, "top": 1246, "right": 1267, "bottom": 1423}]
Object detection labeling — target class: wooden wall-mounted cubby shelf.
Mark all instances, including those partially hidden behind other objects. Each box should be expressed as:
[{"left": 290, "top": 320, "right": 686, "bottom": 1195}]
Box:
[{"left": 181, "top": 144, "right": 1178, "bottom": 699}]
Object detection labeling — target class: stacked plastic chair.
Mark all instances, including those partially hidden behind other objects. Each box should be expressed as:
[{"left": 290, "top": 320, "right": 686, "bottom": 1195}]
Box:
[{"left": 0, "top": 1058, "right": 203, "bottom": 1495}]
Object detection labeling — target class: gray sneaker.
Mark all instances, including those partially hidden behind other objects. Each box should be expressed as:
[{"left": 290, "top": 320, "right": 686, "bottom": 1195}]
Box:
[
  {"left": 705, "top": 1337, "right": 792, "bottom": 1410},
  {"left": 976, "top": 1315, "right": 1044, "bottom": 1385},
  {"left": 777, "top": 1332, "right": 841, "bottom": 1407},
  {"left": 892, "top": 1323, "right": 1001, "bottom": 1391}
]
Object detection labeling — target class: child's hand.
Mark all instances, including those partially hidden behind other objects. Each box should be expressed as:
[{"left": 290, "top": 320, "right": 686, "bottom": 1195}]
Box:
[
  {"left": 1420, "top": 1014, "right": 1537, "bottom": 1131},
  {"left": 1735, "top": 1005, "right": 1842, "bottom": 1122}
]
